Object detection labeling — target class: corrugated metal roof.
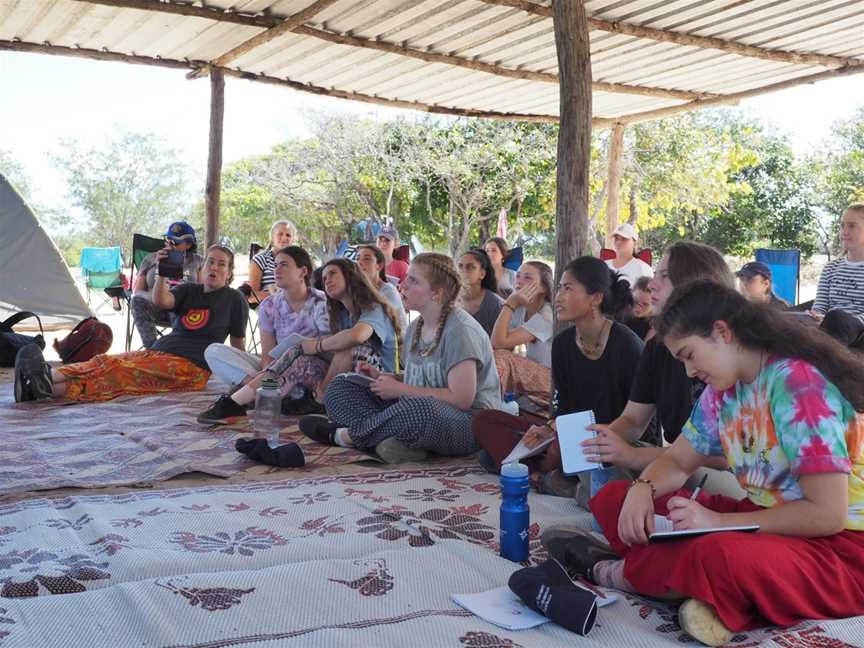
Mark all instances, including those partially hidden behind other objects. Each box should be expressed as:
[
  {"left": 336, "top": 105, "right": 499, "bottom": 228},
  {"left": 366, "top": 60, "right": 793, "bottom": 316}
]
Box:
[{"left": 1, "top": 0, "right": 862, "bottom": 124}]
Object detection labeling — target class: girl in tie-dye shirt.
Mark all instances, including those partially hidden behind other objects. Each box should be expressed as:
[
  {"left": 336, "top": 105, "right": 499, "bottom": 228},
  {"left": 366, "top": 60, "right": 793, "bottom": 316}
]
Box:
[{"left": 575, "top": 281, "right": 864, "bottom": 647}]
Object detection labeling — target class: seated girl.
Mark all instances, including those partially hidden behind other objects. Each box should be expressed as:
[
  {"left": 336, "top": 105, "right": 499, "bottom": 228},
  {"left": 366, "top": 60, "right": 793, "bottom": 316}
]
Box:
[
  {"left": 490, "top": 261, "right": 554, "bottom": 412},
  {"left": 473, "top": 257, "right": 642, "bottom": 497},
  {"left": 247, "top": 220, "right": 297, "bottom": 303},
  {"left": 15, "top": 245, "right": 248, "bottom": 403},
  {"left": 355, "top": 244, "right": 408, "bottom": 335},
  {"left": 809, "top": 203, "right": 864, "bottom": 350},
  {"left": 458, "top": 248, "right": 504, "bottom": 336},
  {"left": 546, "top": 280, "right": 864, "bottom": 646},
  {"left": 624, "top": 275, "right": 654, "bottom": 341},
  {"left": 735, "top": 261, "right": 789, "bottom": 308},
  {"left": 484, "top": 237, "right": 517, "bottom": 297},
  {"left": 197, "top": 257, "right": 399, "bottom": 424},
  {"left": 202, "top": 245, "right": 329, "bottom": 415},
  {"left": 300, "top": 253, "right": 503, "bottom": 464}
]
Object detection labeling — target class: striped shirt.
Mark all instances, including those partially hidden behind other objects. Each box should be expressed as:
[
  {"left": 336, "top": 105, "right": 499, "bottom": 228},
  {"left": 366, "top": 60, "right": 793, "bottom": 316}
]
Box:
[
  {"left": 813, "top": 257, "right": 864, "bottom": 319},
  {"left": 251, "top": 248, "right": 276, "bottom": 291}
]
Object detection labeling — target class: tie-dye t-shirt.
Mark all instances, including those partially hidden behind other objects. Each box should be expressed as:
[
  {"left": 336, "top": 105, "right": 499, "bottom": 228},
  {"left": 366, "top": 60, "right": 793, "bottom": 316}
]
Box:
[{"left": 683, "top": 356, "right": 864, "bottom": 530}]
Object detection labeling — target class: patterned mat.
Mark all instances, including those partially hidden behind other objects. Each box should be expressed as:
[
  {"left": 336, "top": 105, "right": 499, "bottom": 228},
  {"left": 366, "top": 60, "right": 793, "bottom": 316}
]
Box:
[
  {"left": 0, "top": 465, "right": 861, "bottom": 647},
  {"left": 0, "top": 381, "right": 373, "bottom": 497}
]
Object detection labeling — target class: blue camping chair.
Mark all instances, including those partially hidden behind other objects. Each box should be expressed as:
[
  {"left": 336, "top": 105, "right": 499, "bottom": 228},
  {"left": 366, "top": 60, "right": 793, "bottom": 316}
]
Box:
[
  {"left": 503, "top": 246, "right": 524, "bottom": 271},
  {"left": 755, "top": 248, "right": 800, "bottom": 305},
  {"left": 80, "top": 246, "right": 124, "bottom": 313}
]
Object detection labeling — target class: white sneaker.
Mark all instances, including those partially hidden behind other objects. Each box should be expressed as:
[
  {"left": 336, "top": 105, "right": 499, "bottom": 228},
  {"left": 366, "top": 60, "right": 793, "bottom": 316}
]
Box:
[{"left": 501, "top": 400, "right": 519, "bottom": 416}]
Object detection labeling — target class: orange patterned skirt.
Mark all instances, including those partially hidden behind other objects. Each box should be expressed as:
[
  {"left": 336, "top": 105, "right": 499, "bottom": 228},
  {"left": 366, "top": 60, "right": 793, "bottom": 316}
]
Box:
[
  {"left": 56, "top": 350, "right": 210, "bottom": 402},
  {"left": 494, "top": 349, "right": 551, "bottom": 410}
]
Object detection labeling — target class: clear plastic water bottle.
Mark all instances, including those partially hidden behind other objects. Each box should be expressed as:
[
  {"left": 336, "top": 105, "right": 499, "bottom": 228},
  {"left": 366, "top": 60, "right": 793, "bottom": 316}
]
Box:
[
  {"left": 500, "top": 462, "right": 530, "bottom": 562},
  {"left": 254, "top": 378, "right": 282, "bottom": 448}
]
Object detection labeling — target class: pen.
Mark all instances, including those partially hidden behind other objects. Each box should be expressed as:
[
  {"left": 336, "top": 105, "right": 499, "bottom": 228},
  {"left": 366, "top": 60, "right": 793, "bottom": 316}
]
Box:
[{"left": 690, "top": 474, "right": 708, "bottom": 501}]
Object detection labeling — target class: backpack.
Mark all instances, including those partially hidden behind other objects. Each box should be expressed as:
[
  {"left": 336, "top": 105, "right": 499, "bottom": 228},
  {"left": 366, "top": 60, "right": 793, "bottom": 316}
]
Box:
[
  {"left": 0, "top": 311, "right": 46, "bottom": 367},
  {"left": 53, "top": 317, "right": 113, "bottom": 364}
]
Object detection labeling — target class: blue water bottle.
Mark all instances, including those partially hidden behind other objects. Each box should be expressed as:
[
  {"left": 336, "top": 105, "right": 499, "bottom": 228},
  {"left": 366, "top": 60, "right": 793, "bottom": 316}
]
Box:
[{"left": 500, "top": 462, "right": 530, "bottom": 562}]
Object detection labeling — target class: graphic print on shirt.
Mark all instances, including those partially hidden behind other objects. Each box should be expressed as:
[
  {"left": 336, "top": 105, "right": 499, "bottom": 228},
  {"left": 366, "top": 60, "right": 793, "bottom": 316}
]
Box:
[{"left": 181, "top": 308, "right": 211, "bottom": 331}]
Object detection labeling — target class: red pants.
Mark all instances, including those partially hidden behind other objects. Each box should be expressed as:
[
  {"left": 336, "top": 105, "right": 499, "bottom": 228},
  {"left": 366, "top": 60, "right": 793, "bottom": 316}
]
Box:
[{"left": 591, "top": 481, "right": 864, "bottom": 632}]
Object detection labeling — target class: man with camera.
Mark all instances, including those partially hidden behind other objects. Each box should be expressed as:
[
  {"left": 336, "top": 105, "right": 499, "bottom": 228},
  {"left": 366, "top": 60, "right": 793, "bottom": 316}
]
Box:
[{"left": 131, "top": 221, "right": 204, "bottom": 348}]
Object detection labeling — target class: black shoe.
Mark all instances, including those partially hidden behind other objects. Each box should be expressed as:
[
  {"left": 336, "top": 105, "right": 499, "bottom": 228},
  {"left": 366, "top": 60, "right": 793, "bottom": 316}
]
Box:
[
  {"left": 196, "top": 395, "right": 248, "bottom": 425},
  {"left": 540, "top": 527, "right": 619, "bottom": 583},
  {"left": 14, "top": 345, "right": 53, "bottom": 403},
  {"left": 281, "top": 389, "right": 326, "bottom": 416},
  {"left": 299, "top": 414, "right": 339, "bottom": 446}
]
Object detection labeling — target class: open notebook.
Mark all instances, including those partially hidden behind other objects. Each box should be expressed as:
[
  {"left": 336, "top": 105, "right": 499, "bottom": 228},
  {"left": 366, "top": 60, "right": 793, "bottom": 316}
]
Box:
[{"left": 649, "top": 514, "right": 759, "bottom": 542}]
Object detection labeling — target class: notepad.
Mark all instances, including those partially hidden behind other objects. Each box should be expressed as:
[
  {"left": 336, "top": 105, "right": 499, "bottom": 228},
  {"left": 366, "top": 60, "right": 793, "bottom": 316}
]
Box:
[
  {"left": 343, "top": 372, "right": 375, "bottom": 387},
  {"left": 501, "top": 436, "right": 555, "bottom": 465},
  {"left": 649, "top": 514, "right": 759, "bottom": 542},
  {"left": 556, "top": 411, "right": 600, "bottom": 476}
]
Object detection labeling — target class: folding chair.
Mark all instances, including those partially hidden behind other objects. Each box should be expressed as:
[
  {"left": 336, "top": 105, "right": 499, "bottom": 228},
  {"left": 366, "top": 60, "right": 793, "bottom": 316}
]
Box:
[
  {"left": 503, "top": 246, "right": 523, "bottom": 271},
  {"left": 755, "top": 248, "right": 800, "bottom": 305},
  {"left": 244, "top": 242, "right": 265, "bottom": 354},
  {"left": 124, "top": 233, "right": 173, "bottom": 351},
  {"left": 600, "top": 248, "right": 653, "bottom": 265},
  {"left": 79, "top": 247, "right": 123, "bottom": 314}
]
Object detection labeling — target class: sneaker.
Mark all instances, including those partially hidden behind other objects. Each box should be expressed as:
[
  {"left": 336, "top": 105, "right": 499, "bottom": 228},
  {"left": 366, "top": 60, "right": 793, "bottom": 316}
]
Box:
[
  {"left": 374, "top": 437, "right": 429, "bottom": 464},
  {"left": 678, "top": 599, "right": 734, "bottom": 647},
  {"left": 196, "top": 395, "right": 247, "bottom": 425},
  {"left": 281, "top": 389, "right": 326, "bottom": 416},
  {"left": 14, "top": 345, "right": 53, "bottom": 403},
  {"left": 299, "top": 414, "right": 340, "bottom": 446},
  {"left": 539, "top": 469, "right": 580, "bottom": 498},
  {"left": 540, "top": 526, "right": 619, "bottom": 582}
]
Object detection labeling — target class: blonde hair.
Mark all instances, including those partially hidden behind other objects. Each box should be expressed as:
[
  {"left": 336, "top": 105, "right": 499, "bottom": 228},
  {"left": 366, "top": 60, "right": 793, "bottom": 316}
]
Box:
[
  {"left": 410, "top": 253, "right": 462, "bottom": 356},
  {"left": 844, "top": 203, "right": 864, "bottom": 218}
]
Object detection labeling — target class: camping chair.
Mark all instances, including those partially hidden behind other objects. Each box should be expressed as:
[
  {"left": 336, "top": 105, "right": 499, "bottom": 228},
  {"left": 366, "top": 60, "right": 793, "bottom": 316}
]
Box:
[
  {"left": 503, "top": 246, "right": 523, "bottom": 271},
  {"left": 124, "top": 233, "right": 173, "bottom": 351},
  {"left": 755, "top": 248, "right": 800, "bottom": 306},
  {"left": 79, "top": 246, "right": 123, "bottom": 314},
  {"left": 600, "top": 248, "right": 653, "bottom": 266},
  {"left": 243, "top": 242, "right": 265, "bottom": 354}
]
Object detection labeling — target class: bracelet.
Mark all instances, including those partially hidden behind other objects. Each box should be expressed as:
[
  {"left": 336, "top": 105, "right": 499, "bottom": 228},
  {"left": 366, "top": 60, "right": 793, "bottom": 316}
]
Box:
[
  {"left": 629, "top": 478, "right": 656, "bottom": 498},
  {"left": 502, "top": 302, "right": 516, "bottom": 312},
  {"left": 315, "top": 337, "right": 324, "bottom": 354}
]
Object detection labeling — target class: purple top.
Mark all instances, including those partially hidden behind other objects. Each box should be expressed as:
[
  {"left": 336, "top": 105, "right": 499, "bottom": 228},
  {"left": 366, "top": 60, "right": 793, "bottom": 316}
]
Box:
[{"left": 257, "top": 288, "right": 329, "bottom": 342}]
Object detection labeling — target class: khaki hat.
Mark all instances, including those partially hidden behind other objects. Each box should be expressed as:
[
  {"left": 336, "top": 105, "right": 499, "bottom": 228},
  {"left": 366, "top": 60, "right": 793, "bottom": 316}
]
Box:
[{"left": 610, "top": 223, "right": 637, "bottom": 240}]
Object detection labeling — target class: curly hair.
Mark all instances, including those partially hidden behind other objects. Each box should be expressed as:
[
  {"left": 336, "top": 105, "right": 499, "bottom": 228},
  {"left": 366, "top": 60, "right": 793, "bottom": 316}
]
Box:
[
  {"left": 321, "top": 257, "right": 401, "bottom": 339},
  {"left": 410, "top": 253, "right": 463, "bottom": 356},
  {"left": 656, "top": 280, "right": 864, "bottom": 411}
]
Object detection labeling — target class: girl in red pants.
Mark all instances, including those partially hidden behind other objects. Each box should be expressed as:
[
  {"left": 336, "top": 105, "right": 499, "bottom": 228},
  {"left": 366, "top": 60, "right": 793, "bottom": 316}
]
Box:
[{"left": 544, "top": 280, "right": 864, "bottom": 646}]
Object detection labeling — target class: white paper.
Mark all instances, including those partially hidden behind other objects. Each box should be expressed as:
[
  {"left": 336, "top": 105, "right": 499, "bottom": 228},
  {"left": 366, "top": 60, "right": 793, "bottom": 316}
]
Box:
[
  {"left": 451, "top": 587, "right": 550, "bottom": 630},
  {"left": 502, "top": 436, "right": 554, "bottom": 465},
  {"left": 269, "top": 333, "right": 306, "bottom": 359},
  {"left": 556, "top": 411, "right": 599, "bottom": 475},
  {"left": 650, "top": 514, "right": 759, "bottom": 540},
  {"left": 342, "top": 372, "right": 375, "bottom": 387}
]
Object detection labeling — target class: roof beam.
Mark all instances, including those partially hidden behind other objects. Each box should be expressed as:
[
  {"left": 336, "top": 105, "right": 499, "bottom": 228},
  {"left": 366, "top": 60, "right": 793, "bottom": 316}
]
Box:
[
  {"left": 477, "top": 0, "right": 861, "bottom": 69},
  {"left": 0, "top": 39, "right": 558, "bottom": 123},
  {"left": 68, "top": 0, "right": 711, "bottom": 101},
  {"left": 594, "top": 63, "right": 864, "bottom": 128}
]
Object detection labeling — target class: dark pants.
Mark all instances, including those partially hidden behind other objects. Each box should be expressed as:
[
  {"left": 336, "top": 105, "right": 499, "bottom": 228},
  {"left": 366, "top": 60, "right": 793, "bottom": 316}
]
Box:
[{"left": 821, "top": 309, "right": 864, "bottom": 350}]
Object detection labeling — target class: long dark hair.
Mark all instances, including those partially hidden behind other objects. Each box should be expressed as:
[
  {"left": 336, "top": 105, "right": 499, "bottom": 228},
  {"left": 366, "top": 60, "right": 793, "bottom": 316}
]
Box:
[
  {"left": 274, "top": 245, "right": 313, "bottom": 287},
  {"left": 462, "top": 248, "right": 498, "bottom": 293},
  {"left": 484, "top": 237, "right": 509, "bottom": 261},
  {"left": 320, "top": 257, "right": 401, "bottom": 338},
  {"left": 666, "top": 241, "right": 735, "bottom": 289},
  {"left": 656, "top": 280, "right": 864, "bottom": 411},
  {"left": 356, "top": 244, "right": 387, "bottom": 283},
  {"left": 563, "top": 256, "right": 633, "bottom": 320}
]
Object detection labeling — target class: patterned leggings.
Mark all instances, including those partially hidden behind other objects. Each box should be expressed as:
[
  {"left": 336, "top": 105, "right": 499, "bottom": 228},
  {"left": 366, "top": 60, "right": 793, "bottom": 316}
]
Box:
[{"left": 324, "top": 375, "right": 478, "bottom": 456}]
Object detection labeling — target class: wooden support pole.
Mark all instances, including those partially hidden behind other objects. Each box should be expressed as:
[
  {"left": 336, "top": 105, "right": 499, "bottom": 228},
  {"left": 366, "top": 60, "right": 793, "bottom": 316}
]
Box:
[
  {"left": 204, "top": 68, "right": 224, "bottom": 249},
  {"left": 605, "top": 123, "right": 625, "bottom": 237},
  {"left": 552, "top": 0, "right": 592, "bottom": 287}
]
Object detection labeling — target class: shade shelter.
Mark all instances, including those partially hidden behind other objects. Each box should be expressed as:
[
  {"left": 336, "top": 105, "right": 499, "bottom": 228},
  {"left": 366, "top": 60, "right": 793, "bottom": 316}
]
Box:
[{"left": 2, "top": 0, "right": 862, "bottom": 272}]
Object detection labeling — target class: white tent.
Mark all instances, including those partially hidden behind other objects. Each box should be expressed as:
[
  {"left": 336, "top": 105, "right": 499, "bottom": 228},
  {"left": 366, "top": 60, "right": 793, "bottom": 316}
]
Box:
[{"left": 0, "top": 173, "right": 92, "bottom": 330}]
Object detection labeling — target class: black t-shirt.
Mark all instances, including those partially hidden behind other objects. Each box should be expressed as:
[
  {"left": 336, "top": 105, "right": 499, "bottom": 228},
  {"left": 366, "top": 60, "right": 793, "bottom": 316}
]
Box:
[
  {"left": 152, "top": 284, "right": 249, "bottom": 369},
  {"left": 629, "top": 337, "right": 705, "bottom": 444},
  {"left": 551, "top": 321, "right": 644, "bottom": 425}
]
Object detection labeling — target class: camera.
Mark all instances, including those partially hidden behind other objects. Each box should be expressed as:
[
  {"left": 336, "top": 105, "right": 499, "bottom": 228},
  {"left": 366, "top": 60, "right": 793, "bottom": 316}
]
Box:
[{"left": 158, "top": 249, "right": 185, "bottom": 280}]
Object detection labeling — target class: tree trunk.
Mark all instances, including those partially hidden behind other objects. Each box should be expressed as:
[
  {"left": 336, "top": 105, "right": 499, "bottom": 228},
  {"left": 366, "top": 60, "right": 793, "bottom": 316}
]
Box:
[
  {"left": 204, "top": 68, "right": 225, "bottom": 249},
  {"left": 628, "top": 183, "right": 638, "bottom": 225},
  {"left": 552, "top": 0, "right": 592, "bottom": 288},
  {"left": 606, "top": 123, "right": 625, "bottom": 237}
]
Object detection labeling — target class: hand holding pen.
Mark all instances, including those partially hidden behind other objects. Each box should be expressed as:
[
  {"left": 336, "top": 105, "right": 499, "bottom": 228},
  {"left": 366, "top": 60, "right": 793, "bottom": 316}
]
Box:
[{"left": 666, "top": 474, "right": 717, "bottom": 530}]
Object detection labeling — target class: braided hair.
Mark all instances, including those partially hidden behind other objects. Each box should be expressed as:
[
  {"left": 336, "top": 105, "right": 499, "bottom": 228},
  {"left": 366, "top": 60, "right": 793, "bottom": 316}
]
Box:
[{"left": 410, "top": 253, "right": 462, "bottom": 356}]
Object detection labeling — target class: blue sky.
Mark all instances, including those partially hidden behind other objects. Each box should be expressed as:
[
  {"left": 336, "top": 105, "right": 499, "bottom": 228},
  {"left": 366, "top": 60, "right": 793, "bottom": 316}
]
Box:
[{"left": 1, "top": 51, "right": 863, "bottom": 210}]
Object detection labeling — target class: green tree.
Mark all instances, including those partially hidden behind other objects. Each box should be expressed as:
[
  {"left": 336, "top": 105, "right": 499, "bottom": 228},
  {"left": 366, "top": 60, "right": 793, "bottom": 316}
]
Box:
[
  {"left": 50, "top": 129, "right": 194, "bottom": 259},
  {"left": 0, "top": 148, "right": 31, "bottom": 201}
]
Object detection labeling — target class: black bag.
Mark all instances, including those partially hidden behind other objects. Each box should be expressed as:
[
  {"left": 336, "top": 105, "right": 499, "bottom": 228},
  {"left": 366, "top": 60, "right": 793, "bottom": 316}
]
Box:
[{"left": 0, "top": 311, "right": 46, "bottom": 367}]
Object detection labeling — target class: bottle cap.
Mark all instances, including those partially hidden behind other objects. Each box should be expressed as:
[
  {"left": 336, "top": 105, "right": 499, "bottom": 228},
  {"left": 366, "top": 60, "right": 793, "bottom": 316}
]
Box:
[
  {"left": 501, "top": 462, "right": 529, "bottom": 478},
  {"left": 261, "top": 379, "right": 279, "bottom": 390}
]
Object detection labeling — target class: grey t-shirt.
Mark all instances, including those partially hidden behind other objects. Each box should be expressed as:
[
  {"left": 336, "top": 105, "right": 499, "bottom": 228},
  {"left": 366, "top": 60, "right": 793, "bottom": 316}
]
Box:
[
  {"left": 402, "top": 308, "right": 503, "bottom": 411},
  {"left": 510, "top": 303, "right": 554, "bottom": 367},
  {"left": 336, "top": 303, "right": 398, "bottom": 373},
  {"left": 469, "top": 289, "right": 504, "bottom": 336}
]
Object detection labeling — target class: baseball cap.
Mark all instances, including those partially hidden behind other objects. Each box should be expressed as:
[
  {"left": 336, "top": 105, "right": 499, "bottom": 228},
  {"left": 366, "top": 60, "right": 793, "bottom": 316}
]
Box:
[
  {"left": 378, "top": 225, "right": 399, "bottom": 243},
  {"left": 736, "top": 261, "right": 772, "bottom": 280},
  {"left": 610, "top": 223, "right": 637, "bottom": 240},
  {"left": 165, "top": 221, "right": 196, "bottom": 244}
]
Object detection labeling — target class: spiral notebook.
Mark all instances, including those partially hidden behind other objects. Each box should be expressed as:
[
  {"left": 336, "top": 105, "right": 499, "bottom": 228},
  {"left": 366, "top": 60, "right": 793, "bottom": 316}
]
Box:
[{"left": 556, "top": 410, "right": 600, "bottom": 476}]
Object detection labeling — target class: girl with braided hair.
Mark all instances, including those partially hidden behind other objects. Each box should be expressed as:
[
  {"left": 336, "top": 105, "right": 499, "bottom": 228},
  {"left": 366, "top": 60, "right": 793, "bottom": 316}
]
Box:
[{"left": 301, "top": 253, "right": 504, "bottom": 464}]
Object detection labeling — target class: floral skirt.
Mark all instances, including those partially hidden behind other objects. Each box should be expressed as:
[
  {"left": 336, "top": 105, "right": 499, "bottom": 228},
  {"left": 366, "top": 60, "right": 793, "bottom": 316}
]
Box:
[
  {"left": 493, "top": 349, "right": 551, "bottom": 410},
  {"left": 56, "top": 350, "right": 210, "bottom": 402}
]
